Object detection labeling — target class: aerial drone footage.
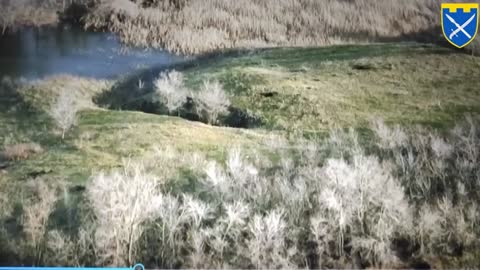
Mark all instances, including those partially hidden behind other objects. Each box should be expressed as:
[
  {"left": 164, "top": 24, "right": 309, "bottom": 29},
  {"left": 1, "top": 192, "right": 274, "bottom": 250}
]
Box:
[{"left": 0, "top": 0, "right": 479, "bottom": 269}]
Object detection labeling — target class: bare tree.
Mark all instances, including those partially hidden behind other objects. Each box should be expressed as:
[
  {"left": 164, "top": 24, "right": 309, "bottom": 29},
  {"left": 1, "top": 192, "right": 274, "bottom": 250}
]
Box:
[
  {"left": 195, "top": 80, "right": 230, "bottom": 125},
  {"left": 50, "top": 90, "right": 78, "bottom": 139},
  {"left": 154, "top": 70, "right": 188, "bottom": 114},
  {"left": 87, "top": 161, "right": 163, "bottom": 265}
]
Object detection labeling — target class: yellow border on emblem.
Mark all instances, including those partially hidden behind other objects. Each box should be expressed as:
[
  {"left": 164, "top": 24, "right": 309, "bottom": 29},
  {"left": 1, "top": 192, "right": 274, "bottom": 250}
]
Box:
[{"left": 441, "top": 3, "right": 479, "bottom": 48}]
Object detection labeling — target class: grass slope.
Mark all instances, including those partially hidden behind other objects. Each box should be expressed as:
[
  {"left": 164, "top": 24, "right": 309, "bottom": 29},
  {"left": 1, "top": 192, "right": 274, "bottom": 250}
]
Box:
[
  {"left": 0, "top": 43, "right": 480, "bottom": 268},
  {"left": 114, "top": 44, "right": 480, "bottom": 131},
  {"left": 0, "top": 76, "right": 267, "bottom": 184},
  {"left": 1, "top": 44, "right": 479, "bottom": 185},
  {"left": 182, "top": 44, "right": 480, "bottom": 131}
]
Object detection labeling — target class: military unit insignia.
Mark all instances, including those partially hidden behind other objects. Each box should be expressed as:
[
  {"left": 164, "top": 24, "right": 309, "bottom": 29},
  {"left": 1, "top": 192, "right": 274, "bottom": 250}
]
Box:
[{"left": 441, "top": 3, "right": 479, "bottom": 48}]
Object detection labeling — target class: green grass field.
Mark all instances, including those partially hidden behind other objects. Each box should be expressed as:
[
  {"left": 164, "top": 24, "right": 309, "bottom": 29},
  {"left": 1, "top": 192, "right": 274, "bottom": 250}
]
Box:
[
  {"left": 1, "top": 43, "right": 479, "bottom": 185},
  {"left": 180, "top": 44, "right": 480, "bottom": 131}
]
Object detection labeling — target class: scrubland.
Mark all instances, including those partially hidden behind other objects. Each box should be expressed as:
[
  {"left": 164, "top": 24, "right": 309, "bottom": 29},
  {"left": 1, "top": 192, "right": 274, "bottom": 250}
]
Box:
[
  {"left": 2, "top": 0, "right": 479, "bottom": 54},
  {"left": 1, "top": 114, "right": 480, "bottom": 268},
  {"left": 0, "top": 44, "right": 480, "bottom": 268},
  {"left": 83, "top": 0, "right": 479, "bottom": 54},
  {"left": 0, "top": 0, "right": 61, "bottom": 33}
]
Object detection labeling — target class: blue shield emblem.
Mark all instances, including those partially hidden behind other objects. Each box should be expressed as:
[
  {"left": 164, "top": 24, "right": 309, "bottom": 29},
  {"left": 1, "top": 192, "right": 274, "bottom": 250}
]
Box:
[{"left": 442, "top": 3, "right": 479, "bottom": 48}]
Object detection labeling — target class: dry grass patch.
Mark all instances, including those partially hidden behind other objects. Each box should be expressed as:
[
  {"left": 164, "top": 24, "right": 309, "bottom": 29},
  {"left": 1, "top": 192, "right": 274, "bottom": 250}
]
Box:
[
  {"left": 1, "top": 143, "right": 43, "bottom": 161},
  {"left": 84, "top": 0, "right": 471, "bottom": 54},
  {"left": 0, "top": 0, "right": 60, "bottom": 32}
]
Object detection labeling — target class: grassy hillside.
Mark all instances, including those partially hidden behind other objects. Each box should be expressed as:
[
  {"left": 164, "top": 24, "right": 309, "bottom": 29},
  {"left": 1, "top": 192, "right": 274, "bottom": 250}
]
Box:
[
  {"left": 1, "top": 44, "right": 480, "bottom": 268},
  {"left": 184, "top": 44, "right": 480, "bottom": 130},
  {"left": 0, "top": 76, "right": 268, "bottom": 184},
  {"left": 3, "top": 43, "right": 479, "bottom": 183},
  {"left": 109, "top": 44, "right": 480, "bottom": 132}
]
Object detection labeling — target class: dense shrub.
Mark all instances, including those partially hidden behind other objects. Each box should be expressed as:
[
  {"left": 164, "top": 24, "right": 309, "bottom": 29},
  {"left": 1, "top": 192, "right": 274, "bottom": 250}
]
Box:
[
  {"left": 83, "top": 0, "right": 472, "bottom": 55},
  {"left": 3, "top": 0, "right": 479, "bottom": 55},
  {"left": 87, "top": 161, "right": 164, "bottom": 265},
  {"left": 1, "top": 143, "right": 43, "bottom": 161},
  {"left": 0, "top": 118, "right": 479, "bottom": 268},
  {"left": 195, "top": 80, "right": 230, "bottom": 125},
  {"left": 153, "top": 70, "right": 188, "bottom": 114}
]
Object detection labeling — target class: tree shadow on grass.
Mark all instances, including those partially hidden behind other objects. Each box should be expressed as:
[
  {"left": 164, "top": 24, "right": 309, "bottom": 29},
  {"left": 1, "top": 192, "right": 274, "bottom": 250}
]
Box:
[
  {"left": 93, "top": 27, "right": 472, "bottom": 130},
  {"left": 0, "top": 79, "right": 86, "bottom": 179},
  {"left": 0, "top": 80, "right": 54, "bottom": 145},
  {"left": 94, "top": 51, "right": 263, "bottom": 129}
]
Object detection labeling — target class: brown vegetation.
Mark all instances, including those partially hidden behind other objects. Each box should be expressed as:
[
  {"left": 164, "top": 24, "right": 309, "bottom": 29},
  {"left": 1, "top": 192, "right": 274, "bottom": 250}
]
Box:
[
  {"left": 2, "top": 0, "right": 477, "bottom": 54},
  {"left": 84, "top": 0, "right": 466, "bottom": 55},
  {"left": 1, "top": 143, "right": 43, "bottom": 161},
  {"left": 0, "top": 0, "right": 60, "bottom": 33},
  {"left": 0, "top": 0, "right": 93, "bottom": 33}
]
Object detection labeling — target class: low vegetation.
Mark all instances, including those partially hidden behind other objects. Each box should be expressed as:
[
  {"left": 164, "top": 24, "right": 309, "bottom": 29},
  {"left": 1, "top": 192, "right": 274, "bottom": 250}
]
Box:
[
  {"left": 2, "top": 0, "right": 479, "bottom": 55},
  {"left": 1, "top": 143, "right": 43, "bottom": 161},
  {"left": 0, "top": 0, "right": 62, "bottom": 33},
  {"left": 1, "top": 119, "right": 479, "bottom": 268},
  {"left": 83, "top": 0, "right": 480, "bottom": 55}
]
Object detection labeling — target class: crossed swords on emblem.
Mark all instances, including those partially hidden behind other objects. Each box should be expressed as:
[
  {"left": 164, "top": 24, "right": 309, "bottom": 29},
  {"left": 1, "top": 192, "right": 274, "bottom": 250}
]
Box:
[{"left": 446, "top": 13, "right": 476, "bottom": 39}]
